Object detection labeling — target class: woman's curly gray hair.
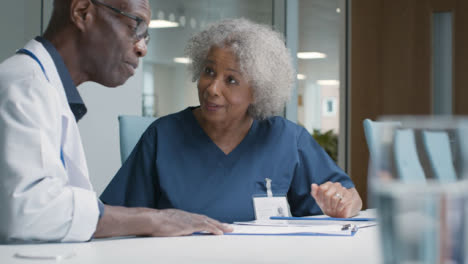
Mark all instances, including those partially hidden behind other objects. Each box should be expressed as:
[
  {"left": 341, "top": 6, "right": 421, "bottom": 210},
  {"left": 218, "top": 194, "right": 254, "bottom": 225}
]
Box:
[{"left": 185, "top": 18, "right": 295, "bottom": 120}]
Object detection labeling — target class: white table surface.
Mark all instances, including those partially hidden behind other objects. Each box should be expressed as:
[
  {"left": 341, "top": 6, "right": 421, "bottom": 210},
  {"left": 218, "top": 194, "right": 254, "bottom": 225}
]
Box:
[{"left": 0, "top": 211, "right": 382, "bottom": 264}]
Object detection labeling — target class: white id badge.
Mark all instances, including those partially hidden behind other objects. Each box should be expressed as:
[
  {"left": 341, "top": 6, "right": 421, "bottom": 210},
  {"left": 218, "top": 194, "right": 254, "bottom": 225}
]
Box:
[
  {"left": 252, "top": 196, "right": 291, "bottom": 220},
  {"left": 253, "top": 178, "right": 291, "bottom": 220}
]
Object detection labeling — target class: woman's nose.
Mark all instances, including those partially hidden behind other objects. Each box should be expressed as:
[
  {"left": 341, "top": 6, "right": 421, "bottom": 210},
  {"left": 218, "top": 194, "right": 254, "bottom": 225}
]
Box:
[{"left": 206, "top": 79, "right": 221, "bottom": 96}]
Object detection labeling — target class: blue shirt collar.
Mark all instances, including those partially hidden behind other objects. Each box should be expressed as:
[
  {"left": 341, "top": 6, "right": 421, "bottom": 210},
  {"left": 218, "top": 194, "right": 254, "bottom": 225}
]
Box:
[{"left": 35, "top": 36, "right": 87, "bottom": 122}]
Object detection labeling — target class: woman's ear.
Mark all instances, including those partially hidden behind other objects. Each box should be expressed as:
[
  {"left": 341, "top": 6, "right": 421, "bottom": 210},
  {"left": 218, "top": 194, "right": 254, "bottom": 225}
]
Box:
[{"left": 70, "top": 0, "right": 94, "bottom": 32}]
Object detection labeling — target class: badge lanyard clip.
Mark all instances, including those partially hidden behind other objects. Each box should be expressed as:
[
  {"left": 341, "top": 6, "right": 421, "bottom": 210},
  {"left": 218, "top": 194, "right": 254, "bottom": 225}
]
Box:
[{"left": 265, "top": 178, "right": 273, "bottom": 197}]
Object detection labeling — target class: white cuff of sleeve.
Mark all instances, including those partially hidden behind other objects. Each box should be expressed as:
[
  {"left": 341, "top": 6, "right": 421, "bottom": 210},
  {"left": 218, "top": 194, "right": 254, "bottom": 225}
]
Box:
[{"left": 62, "top": 187, "right": 99, "bottom": 242}]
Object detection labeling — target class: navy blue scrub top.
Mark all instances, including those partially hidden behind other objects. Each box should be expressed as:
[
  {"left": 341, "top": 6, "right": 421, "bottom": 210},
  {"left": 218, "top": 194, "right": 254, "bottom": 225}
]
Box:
[{"left": 101, "top": 107, "right": 354, "bottom": 223}]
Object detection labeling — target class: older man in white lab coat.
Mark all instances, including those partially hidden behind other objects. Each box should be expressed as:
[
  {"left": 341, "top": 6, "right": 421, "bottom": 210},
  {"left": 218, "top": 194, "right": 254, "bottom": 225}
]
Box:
[{"left": 0, "top": 0, "right": 231, "bottom": 243}]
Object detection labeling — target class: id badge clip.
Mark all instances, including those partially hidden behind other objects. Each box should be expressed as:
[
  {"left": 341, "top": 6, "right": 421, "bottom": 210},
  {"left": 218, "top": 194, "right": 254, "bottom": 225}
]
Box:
[{"left": 252, "top": 178, "right": 291, "bottom": 220}]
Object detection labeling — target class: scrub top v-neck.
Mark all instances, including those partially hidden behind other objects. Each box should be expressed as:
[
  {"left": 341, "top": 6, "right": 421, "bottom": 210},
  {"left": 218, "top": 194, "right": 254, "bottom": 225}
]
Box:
[
  {"left": 184, "top": 107, "right": 259, "bottom": 170},
  {"left": 101, "top": 107, "right": 354, "bottom": 223}
]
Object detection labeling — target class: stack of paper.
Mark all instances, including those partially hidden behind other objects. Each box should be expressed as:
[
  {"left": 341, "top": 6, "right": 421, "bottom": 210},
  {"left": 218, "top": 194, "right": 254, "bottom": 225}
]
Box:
[
  {"left": 229, "top": 220, "right": 356, "bottom": 236},
  {"left": 269, "top": 217, "right": 378, "bottom": 229},
  {"left": 226, "top": 212, "right": 378, "bottom": 236}
]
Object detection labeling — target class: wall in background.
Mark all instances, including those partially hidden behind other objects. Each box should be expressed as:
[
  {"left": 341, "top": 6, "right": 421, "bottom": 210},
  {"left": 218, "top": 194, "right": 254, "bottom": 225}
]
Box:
[
  {"left": 0, "top": 1, "right": 41, "bottom": 61},
  {"left": 78, "top": 71, "right": 142, "bottom": 195},
  {"left": 350, "top": 0, "right": 468, "bottom": 209}
]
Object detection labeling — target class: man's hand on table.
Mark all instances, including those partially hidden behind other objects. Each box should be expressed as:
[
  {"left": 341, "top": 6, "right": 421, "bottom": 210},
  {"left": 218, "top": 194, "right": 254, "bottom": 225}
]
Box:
[{"left": 93, "top": 206, "right": 233, "bottom": 238}]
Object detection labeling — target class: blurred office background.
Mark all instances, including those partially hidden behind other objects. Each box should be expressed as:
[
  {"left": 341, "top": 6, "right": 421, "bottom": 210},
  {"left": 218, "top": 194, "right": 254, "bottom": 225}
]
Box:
[{"left": 2, "top": 0, "right": 468, "bottom": 208}]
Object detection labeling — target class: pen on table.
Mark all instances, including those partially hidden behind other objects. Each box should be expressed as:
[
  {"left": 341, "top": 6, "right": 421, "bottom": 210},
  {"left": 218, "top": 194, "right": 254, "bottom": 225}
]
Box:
[{"left": 341, "top": 224, "right": 352, "bottom": 231}]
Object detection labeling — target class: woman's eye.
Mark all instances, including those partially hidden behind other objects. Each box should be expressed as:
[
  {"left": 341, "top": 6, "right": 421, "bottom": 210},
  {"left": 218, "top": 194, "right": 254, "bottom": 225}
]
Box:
[
  {"left": 227, "top": 76, "right": 238, "bottom": 85},
  {"left": 204, "top": 67, "right": 214, "bottom": 75}
]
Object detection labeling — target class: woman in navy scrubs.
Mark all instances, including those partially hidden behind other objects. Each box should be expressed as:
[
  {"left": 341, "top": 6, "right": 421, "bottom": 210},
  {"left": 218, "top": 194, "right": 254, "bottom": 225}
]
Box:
[{"left": 101, "top": 18, "right": 362, "bottom": 223}]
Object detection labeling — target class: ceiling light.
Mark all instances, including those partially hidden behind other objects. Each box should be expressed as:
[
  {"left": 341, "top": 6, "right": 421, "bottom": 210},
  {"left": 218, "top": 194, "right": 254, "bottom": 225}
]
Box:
[
  {"left": 179, "top": 16, "right": 186, "bottom": 27},
  {"left": 297, "top": 52, "right": 327, "bottom": 59},
  {"left": 149, "top": 20, "right": 179, "bottom": 28},
  {"left": 317, "top": 80, "right": 340, "bottom": 86},
  {"left": 297, "top": 74, "right": 307, "bottom": 80},
  {"left": 173, "top": 57, "right": 191, "bottom": 64}
]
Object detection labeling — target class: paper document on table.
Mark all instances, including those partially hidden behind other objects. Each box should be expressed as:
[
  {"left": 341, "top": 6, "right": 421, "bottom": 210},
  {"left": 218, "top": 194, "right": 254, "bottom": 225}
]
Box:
[
  {"left": 268, "top": 218, "right": 377, "bottom": 229},
  {"left": 228, "top": 220, "right": 357, "bottom": 236},
  {"left": 270, "top": 216, "right": 376, "bottom": 221},
  {"left": 269, "top": 210, "right": 378, "bottom": 229}
]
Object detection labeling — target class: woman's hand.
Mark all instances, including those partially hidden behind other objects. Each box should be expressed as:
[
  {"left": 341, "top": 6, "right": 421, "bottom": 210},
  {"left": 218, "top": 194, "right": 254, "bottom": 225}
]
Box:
[{"left": 310, "top": 182, "right": 362, "bottom": 218}]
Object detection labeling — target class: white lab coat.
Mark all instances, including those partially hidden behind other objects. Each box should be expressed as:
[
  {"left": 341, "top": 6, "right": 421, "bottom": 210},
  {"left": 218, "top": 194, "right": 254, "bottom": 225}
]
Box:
[{"left": 0, "top": 39, "right": 99, "bottom": 242}]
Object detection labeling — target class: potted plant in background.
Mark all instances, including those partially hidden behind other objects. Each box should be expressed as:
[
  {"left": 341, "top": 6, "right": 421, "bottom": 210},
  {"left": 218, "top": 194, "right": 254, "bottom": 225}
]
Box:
[{"left": 312, "top": 129, "right": 338, "bottom": 162}]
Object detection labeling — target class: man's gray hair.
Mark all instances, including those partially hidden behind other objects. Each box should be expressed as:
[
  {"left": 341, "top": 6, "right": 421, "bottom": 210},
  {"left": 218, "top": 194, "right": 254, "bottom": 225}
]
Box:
[{"left": 185, "top": 18, "right": 295, "bottom": 120}]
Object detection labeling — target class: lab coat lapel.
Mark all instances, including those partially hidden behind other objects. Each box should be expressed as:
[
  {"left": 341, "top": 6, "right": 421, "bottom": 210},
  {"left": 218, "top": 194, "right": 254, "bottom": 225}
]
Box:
[{"left": 23, "top": 40, "right": 93, "bottom": 190}]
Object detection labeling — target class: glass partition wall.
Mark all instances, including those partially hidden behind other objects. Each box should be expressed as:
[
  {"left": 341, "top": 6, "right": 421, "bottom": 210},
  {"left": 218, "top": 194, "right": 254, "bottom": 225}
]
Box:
[
  {"left": 142, "top": 0, "right": 347, "bottom": 168},
  {"left": 296, "top": 0, "right": 346, "bottom": 165}
]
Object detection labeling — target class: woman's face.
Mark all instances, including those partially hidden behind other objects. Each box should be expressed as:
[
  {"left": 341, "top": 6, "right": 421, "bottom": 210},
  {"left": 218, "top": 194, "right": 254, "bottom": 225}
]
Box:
[{"left": 197, "top": 46, "right": 253, "bottom": 124}]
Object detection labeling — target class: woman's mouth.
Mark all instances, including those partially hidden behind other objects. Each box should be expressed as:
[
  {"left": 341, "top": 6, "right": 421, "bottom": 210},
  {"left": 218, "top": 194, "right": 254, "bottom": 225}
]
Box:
[{"left": 205, "top": 102, "right": 221, "bottom": 111}]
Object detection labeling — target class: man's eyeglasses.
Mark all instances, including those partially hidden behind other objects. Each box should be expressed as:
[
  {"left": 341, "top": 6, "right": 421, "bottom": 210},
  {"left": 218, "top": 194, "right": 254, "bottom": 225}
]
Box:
[{"left": 90, "top": 0, "right": 150, "bottom": 44}]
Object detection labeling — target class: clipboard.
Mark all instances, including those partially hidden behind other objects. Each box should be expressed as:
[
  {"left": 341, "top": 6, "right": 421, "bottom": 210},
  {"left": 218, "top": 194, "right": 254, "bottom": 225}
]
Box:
[
  {"left": 270, "top": 216, "right": 376, "bottom": 221},
  {"left": 223, "top": 220, "right": 359, "bottom": 236},
  {"left": 224, "top": 231, "right": 357, "bottom": 237}
]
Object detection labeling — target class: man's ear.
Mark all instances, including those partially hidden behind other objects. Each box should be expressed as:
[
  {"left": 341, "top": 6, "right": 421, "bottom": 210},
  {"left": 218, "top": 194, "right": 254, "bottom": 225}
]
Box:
[{"left": 70, "top": 0, "right": 94, "bottom": 32}]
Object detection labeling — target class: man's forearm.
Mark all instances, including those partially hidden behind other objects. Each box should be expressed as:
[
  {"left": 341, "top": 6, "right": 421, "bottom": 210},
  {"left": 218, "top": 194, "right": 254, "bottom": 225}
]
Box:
[
  {"left": 94, "top": 205, "right": 233, "bottom": 238},
  {"left": 93, "top": 205, "right": 152, "bottom": 238}
]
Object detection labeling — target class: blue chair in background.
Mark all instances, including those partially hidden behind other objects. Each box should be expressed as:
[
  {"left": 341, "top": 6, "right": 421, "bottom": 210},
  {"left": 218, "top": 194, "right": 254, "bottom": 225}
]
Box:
[
  {"left": 421, "top": 131, "right": 457, "bottom": 183},
  {"left": 118, "top": 115, "right": 157, "bottom": 163},
  {"left": 393, "top": 129, "right": 426, "bottom": 183},
  {"left": 363, "top": 119, "right": 402, "bottom": 211},
  {"left": 364, "top": 118, "right": 457, "bottom": 183},
  {"left": 364, "top": 120, "right": 458, "bottom": 262},
  {"left": 363, "top": 119, "right": 401, "bottom": 169}
]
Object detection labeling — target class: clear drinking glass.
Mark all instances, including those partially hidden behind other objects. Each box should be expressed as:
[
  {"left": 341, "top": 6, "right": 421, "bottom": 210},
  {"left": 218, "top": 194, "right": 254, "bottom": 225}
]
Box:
[{"left": 368, "top": 116, "right": 468, "bottom": 264}]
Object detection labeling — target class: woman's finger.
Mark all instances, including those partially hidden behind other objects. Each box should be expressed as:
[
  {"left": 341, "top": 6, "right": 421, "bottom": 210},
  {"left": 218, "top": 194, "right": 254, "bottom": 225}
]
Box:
[
  {"left": 335, "top": 187, "right": 350, "bottom": 213},
  {"left": 324, "top": 185, "right": 339, "bottom": 213}
]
